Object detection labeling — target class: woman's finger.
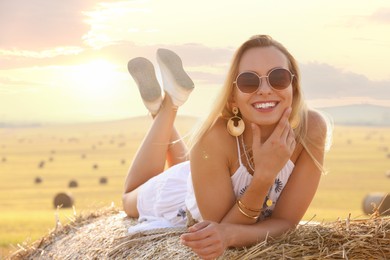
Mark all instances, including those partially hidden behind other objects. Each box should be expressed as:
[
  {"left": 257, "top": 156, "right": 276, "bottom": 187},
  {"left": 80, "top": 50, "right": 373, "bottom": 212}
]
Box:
[
  {"left": 271, "top": 107, "right": 292, "bottom": 138},
  {"left": 280, "top": 120, "right": 290, "bottom": 143}
]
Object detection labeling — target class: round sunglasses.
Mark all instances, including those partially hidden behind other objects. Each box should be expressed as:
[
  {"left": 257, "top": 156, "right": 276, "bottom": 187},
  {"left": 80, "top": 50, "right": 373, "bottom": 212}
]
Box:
[{"left": 234, "top": 68, "right": 294, "bottom": 93}]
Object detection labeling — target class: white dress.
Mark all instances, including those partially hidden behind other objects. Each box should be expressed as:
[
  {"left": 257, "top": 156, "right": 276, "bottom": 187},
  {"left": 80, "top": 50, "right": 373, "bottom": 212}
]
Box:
[{"left": 128, "top": 137, "right": 294, "bottom": 233}]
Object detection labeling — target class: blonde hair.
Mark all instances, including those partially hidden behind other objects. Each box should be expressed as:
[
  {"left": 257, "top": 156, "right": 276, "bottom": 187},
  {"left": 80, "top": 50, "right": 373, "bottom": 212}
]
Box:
[{"left": 189, "top": 35, "right": 328, "bottom": 171}]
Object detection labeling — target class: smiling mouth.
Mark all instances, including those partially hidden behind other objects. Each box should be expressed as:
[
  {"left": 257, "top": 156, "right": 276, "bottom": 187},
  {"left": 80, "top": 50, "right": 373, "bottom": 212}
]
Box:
[{"left": 253, "top": 102, "right": 278, "bottom": 109}]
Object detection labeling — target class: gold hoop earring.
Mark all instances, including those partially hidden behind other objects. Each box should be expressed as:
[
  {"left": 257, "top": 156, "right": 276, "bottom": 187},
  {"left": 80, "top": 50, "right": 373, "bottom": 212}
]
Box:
[{"left": 227, "top": 107, "right": 245, "bottom": 136}]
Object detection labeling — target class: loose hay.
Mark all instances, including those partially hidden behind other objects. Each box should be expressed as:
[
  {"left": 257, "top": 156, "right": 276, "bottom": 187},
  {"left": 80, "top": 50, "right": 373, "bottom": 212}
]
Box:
[{"left": 10, "top": 208, "right": 390, "bottom": 260}]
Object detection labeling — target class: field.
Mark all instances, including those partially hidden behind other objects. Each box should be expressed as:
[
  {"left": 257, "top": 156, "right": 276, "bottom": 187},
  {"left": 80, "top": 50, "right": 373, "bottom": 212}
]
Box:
[{"left": 0, "top": 116, "right": 389, "bottom": 258}]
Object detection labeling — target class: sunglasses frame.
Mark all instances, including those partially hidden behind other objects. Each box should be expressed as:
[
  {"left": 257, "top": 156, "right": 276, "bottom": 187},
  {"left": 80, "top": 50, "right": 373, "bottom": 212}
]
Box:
[{"left": 234, "top": 67, "right": 295, "bottom": 94}]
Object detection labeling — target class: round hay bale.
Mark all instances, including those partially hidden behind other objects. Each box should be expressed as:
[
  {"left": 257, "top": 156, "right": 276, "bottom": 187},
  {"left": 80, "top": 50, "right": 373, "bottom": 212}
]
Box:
[
  {"left": 363, "top": 193, "right": 390, "bottom": 215},
  {"left": 38, "top": 160, "right": 45, "bottom": 168},
  {"left": 120, "top": 159, "right": 126, "bottom": 165},
  {"left": 34, "top": 176, "right": 43, "bottom": 184},
  {"left": 99, "top": 177, "right": 108, "bottom": 185},
  {"left": 92, "top": 164, "right": 98, "bottom": 170},
  {"left": 1, "top": 157, "right": 6, "bottom": 163},
  {"left": 9, "top": 209, "right": 390, "bottom": 260},
  {"left": 53, "top": 192, "right": 74, "bottom": 208},
  {"left": 68, "top": 180, "right": 78, "bottom": 188}
]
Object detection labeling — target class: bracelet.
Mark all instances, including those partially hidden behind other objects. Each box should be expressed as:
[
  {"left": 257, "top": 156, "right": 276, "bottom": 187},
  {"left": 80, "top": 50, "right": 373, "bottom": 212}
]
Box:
[
  {"left": 236, "top": 200, "right": 259, "bottom": 220},
  {"left": 237, "top": 199, "right": 261, "bottom": 212}
]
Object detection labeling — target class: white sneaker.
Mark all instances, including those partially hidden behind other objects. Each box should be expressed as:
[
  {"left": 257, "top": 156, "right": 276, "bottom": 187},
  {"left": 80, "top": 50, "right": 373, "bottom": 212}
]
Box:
[
  {"left": 156, "top": 49, "right": 194, "bottom": 107},
  {"left": 127, "top": 57, "right": 162, "bottom": 116}
]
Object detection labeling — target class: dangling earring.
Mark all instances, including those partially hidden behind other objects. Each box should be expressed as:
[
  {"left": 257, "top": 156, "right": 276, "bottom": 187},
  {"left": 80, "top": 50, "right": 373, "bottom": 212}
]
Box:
[{"left": 227, "top": 107, "right": 245, "bottom": 136}]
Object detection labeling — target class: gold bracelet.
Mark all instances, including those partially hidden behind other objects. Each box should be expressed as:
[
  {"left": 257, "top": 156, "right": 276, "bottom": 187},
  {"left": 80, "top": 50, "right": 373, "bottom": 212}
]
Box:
[
  {"left": 237, "top": 199, "right": 261, "bottom": 212},
  {"left": 236, "top": 200, "right": 259, "bottom": 220}
]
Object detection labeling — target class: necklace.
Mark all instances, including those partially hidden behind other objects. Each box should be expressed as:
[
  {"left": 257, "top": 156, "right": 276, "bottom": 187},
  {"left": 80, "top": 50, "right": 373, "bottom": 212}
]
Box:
[
  {"left": 240, "top": 135, "right": 255, "bottom": 172},
  {"left": 240, "top": 135, "right": 273, "bottom": 207}
]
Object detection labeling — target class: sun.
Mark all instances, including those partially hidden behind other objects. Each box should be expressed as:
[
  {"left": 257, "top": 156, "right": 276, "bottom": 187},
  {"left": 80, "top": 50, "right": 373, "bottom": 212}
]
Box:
[{"left": 65, "top": 59, "right": 123, "bottom": 100}]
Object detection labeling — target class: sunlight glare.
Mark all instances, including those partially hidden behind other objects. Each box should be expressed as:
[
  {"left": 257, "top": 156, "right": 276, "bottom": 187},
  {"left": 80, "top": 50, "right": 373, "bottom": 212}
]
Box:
[{"left": 66, "top": 59, "right": 122, "bottom": 101}]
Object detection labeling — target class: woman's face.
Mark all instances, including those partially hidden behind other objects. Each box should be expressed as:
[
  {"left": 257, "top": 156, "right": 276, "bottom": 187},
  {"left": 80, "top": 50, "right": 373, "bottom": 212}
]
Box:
[{"left": 232, "top": 46, "right": 293, "bottom": 128}]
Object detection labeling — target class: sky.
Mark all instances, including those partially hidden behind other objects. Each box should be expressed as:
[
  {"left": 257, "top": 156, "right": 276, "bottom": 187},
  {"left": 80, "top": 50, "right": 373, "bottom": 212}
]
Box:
[{"left": 0, "top": 0, "right": 389, "bottom": 123}]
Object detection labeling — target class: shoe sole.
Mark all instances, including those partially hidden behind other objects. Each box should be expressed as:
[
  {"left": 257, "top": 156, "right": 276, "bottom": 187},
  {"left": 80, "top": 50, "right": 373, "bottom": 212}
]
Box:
[
  {"left": 127, "top": 57, "right": 161, "bottom": 102},
  {"left": 156, "top": 49, "right": 194, "bottom": 91}
]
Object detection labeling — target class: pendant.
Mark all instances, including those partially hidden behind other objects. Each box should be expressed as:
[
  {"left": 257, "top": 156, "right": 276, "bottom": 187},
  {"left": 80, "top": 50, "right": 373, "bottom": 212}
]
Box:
[{"left": 266, "top": 199, "right": 273, "bottom": 207}]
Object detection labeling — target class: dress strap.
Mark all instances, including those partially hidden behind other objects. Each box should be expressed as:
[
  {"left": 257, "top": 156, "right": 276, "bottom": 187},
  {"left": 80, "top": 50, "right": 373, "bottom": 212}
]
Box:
[{"left": 235, "top": 136, "right": 243, "bottom": 166}]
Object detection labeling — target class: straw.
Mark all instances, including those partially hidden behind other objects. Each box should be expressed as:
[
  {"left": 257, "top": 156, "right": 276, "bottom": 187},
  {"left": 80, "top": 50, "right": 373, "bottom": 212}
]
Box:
[{"left": 9, "top": 207, "right": 390, "bottom": 259}]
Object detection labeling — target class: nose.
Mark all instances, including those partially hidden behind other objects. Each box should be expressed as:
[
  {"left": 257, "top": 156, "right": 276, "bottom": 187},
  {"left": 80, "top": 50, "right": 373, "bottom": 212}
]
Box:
[{"left": 256, "top": 76, "right": 272, "bottom": 94}]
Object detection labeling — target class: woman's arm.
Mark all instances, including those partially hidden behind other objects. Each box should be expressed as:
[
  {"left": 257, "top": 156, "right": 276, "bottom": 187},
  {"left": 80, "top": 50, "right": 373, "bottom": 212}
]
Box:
[{"left": 189, "top": 118, "right": 237, "bottom": 222}]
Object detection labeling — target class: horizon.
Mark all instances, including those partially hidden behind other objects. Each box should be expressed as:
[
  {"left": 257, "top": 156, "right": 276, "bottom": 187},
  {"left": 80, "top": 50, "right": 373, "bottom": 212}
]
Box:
[
  {"left": 0, "top": 0, "right": 389, "bottom": 123},
  {"left": 1, "top": 103, "right": 389, "bottom": 127}
]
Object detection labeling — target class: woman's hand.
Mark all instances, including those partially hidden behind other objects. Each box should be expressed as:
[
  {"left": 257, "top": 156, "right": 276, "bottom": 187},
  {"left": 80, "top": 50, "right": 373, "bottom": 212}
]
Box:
[
  {"left": 180, "top": 221, "right": 228, "bottom": 259},
  {"left": 251, "top": 107, "right": 296, "bottom": 182}
]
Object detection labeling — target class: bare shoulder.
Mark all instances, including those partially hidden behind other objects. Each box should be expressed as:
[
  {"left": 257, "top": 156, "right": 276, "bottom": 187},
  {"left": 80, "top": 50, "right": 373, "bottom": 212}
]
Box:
[
  {"left": 190, "top": 117, "right": 235, "bottom": 161},
  {"left": 306, "top": 109, "right": 329, "bottom": 146},
  {"left": 196, "top": 117, "right": 233, "bottom": 145}
]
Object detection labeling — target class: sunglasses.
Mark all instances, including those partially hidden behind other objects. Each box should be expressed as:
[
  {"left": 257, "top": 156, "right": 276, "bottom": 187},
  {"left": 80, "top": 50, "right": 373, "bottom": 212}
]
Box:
[{"left": 234, "top": 68, "right": 294, "bottom": 93}]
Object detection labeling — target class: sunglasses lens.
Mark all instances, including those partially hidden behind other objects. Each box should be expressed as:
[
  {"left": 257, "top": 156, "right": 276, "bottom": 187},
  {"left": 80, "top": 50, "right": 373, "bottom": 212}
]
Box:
[
  {"left": 269, "top": 69, "right": 292, "bottom": 90},
  {"left": 236, "top": 72, "right": 260, "bottom": 93}
]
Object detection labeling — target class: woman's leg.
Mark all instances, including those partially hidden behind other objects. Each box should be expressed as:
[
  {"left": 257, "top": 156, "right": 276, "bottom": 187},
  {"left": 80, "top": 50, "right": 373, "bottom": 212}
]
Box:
[
  {"left": 123, "top": 49, "right": 194, "bottom": 217},
  {"left": 122, "top": 95, "right": 188, "bottom": 217},
  {"left": 124, "top": 94, "right": 187, "bottom": 193}
]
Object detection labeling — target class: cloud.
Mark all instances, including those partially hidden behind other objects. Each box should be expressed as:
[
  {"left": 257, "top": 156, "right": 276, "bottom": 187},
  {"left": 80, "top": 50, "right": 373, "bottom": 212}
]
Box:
[
  {"left": 369, "top": 8, "right": 390, "bottom": 24},
  {"left": 1, "top": 37, "right": 389, "bottom": 102},
  {"left": 300, "top": 62, "right": 390, "bottom": 100},
  {"left": 0, "top": 0, "right": 121, "bottom": 50},
  {"left": 344, "top": 7, "right": 390, "bottom": 27},
  {"left": 0, "top": 41, "right": 234, "bottom": 72}
]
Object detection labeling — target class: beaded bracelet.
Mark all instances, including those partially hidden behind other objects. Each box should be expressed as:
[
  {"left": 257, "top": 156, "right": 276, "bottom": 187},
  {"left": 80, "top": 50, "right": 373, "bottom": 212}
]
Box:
[{"left": 236, "top": 200, "right": 259, "bottom": 219}]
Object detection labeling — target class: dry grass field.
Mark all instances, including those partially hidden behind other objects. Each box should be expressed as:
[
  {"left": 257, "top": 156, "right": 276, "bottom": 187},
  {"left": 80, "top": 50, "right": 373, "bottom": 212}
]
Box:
[{"left": 0, "top": 116, "right": 389, "bottom": 258}]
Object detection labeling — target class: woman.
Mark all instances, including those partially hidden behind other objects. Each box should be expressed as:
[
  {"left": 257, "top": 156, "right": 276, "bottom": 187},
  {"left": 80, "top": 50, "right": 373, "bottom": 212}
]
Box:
[{"left": 123, "top": 35, "right": 329, "bottom": 259}]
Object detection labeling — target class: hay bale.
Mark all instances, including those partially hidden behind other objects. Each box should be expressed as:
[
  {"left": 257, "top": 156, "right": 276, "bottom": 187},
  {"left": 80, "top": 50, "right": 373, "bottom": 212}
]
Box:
[
  {"left": 53, "top": 192, "right": 74, "bottom": 208},
  {"left": 38, "top": 160, "right": 45, "bottom": 168},
  {"left": 9, "top": 208, "right": 390, "bottom": 260},
  {"left": 34, "top": 176, "right": 43, "bottom": 184},
  {"left": 363, "top": 193, "right": 390, "bottom": 215},
  {"left": 92, "top": 164, "right": 98, "bottom": 170},
  {"left": 99, "top": 177, "right": 108, "bottom": 185},
  {"left": 68, "top": 180, "right": 78, "bottom": 188},
  {"left": 1, "top": 157, "right": 6, "bottom": 162}
]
